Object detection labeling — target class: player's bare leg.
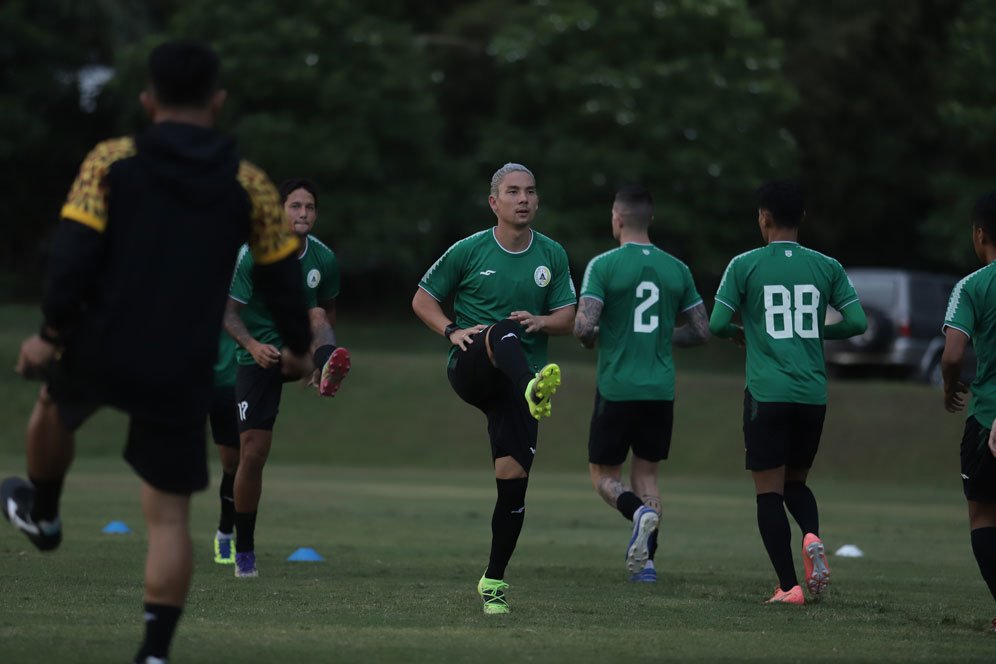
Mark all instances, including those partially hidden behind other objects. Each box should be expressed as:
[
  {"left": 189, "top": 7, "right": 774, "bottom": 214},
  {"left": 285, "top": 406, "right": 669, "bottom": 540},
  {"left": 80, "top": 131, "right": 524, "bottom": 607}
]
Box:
[
  {"left": 135, "top": 482, "right": 191, "bottom": 662},
  {"left": 590, "top": 462, "right": 659, "bottom": 576},
  {"left": 2, "top": 387, "right": 73, "bottom": 551},
  {"left": 630, "top": 457, "right": 661, "bottom": 581},
  {"left": 232, "top": 429, "right": 273, "bottom": 577}
]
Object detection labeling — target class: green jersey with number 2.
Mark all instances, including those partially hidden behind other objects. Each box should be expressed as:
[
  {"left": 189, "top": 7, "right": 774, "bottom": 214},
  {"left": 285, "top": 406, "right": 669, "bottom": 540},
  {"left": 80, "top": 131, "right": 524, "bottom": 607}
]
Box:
[
  {"left": 580, "top": 243, "right": 702, "bottom": 401},
  {"left": 714, "top": 241, "right": 859, "bottom": 404}
]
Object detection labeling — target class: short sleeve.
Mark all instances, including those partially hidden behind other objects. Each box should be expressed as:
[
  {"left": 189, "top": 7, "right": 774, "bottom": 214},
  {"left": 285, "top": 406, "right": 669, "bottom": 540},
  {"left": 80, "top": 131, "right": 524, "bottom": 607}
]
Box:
[
  {"left": 419, "top": 239, "right": 467, "bottom": 301},
  {"left": 714, "top": 257, "right": 742, "bottom": 312},
  {"left": 579, "top": 256, "right": 607, "bottom": 302},
  {"left": 829, "top": 259, "right": 860, "bottom": 310},
  {"left": 237, "top": 161, "right": 299, "bottom": 265},
  {"left": 944, "top": 276, "right": 976, "bottom": 338},
  {"left": 60, "top": 137, "right": 137, "bottom": 233},
  {"left": 318, "top": 252, "right": 340, "bottom": 302},
  {"left": 679, "top": 262, "right": 703, "bottom": 312},
  {"left": 229, "top": 245, "right": 255, "bottom": 304},
  {"left": 546, "top": 245, "right": 577, "bottom": 310}
]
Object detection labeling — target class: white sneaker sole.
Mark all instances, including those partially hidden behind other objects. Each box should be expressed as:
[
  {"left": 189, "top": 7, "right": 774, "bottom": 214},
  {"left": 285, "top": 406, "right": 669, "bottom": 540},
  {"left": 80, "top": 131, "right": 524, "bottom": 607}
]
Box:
[
  {"left": 805, "top": 540, "right": 830, "bottom": 595},
  {"left": 626, "top": 509, "right": 659, "bottom": 574}
]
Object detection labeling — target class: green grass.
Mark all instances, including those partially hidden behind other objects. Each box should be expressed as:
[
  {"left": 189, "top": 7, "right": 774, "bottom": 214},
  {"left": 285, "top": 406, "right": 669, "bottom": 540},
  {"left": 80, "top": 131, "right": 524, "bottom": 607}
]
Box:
[
  {"left": 0, "top": 462, "right": 992, "bottom": 663},
  {"left": 0, "top": 304, "right": 990, "bottom": 661}
]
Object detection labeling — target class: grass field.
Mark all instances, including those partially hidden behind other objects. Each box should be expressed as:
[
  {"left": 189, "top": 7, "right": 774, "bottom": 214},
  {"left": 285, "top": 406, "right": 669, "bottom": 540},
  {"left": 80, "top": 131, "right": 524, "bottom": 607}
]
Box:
[{"left": 0, "top": 304, "right": 993, "bottom": 662}]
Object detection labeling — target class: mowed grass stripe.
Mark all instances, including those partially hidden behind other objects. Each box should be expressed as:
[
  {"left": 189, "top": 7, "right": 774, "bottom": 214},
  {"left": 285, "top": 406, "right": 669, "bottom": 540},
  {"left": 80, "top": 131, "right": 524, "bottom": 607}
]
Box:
[{"left": 0, "top": 463, "right": 992, "bottom": 663}]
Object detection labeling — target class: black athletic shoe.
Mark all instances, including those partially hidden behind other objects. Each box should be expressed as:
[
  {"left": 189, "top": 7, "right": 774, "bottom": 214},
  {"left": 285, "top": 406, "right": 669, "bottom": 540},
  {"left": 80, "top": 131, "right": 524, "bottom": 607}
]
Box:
[{"left": 1, "top": 476, "right": 62, "bottom": 551}]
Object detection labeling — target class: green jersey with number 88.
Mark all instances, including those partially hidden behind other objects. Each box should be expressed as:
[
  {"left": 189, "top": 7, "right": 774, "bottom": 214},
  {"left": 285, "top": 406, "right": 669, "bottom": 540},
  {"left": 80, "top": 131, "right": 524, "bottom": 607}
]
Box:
[
  {"left": 714, "top": 241, "right": 859, "bottom": 404},
  {"left": 580, "top": 243, "right": 702, "bottom": 401}
]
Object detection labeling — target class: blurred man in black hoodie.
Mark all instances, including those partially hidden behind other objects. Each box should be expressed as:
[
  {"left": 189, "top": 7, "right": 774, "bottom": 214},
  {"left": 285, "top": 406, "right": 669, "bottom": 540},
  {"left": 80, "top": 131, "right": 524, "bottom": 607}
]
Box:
[{"left": 1, "top": 41, "right": 311, "bottom": 664}]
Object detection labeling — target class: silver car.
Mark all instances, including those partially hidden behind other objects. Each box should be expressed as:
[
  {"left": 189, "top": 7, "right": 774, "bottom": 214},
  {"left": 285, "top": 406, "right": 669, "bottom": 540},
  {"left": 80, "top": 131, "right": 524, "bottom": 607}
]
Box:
[{"left": 824, "top": 268, "right": 974, "bottom": 385}]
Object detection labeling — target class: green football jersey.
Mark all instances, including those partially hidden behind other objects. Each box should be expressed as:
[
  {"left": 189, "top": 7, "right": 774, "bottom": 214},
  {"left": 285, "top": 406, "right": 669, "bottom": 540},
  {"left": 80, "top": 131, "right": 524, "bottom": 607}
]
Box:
[
  {"left": 715, "top": 241, "right": 859, "bottom": 404},
  {"left": 213, "top": 330, "right": 237, "bottom": 387},
  {"left": 419, "top": 227, "right": 576, "bottom": 372},
  {"left": 580, "top": 243, "right": 702, "bottom": 401},
  {"left": 230, "top": 235, "right": 340, "bottom": 366},
  {"left": 944, "top": 260, "right": 996, "bottom": 430}
]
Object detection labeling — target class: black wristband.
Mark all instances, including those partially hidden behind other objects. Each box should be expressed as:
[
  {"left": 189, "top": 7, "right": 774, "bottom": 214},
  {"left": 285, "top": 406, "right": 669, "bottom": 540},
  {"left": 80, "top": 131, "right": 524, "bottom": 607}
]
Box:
[{"left": 443, "top": 323, "right": 460, "bottom": 341}]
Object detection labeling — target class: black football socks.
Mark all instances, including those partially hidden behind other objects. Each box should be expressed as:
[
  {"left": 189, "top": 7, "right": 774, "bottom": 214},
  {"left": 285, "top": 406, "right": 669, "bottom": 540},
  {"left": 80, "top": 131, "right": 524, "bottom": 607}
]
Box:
[
  {"left": 485, "top": 477, "right": 529, "bottom": 580},
  {"left": 756, "top": 492, "right": 798, "bottom": 592},
  {"left": 648, "top": 529, "right": 659, "bottom": 561},
  {"left": 135, "top": 603, "right": 181, "bottom": 663},
  {"left": 783, "top": 481, "right": 820, "bottom": 537},
  {"left": 28, "top": 475, "right": 64, "bottom": 524},
  {"left": 234, "top": 511, "right": 258, "bottom": 553},
  {"left": 970, "top": 526, "right": 996, "bottom": 601},
  {"left": 615, "top": 492, "right": 645, "bottom": 521},
  {"left": 218, "top": 472, "right": 236, "bottom": 535}
]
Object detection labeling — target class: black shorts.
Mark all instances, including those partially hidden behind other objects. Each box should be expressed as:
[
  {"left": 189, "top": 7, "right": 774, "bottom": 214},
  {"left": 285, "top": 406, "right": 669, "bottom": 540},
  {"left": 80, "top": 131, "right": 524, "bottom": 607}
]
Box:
[
  {"left": 210, "top": 385, "right": 239, "bottom": 448},
  {"left": 743, "top": 389, "right": 826, "bottom": 471},
  {"left": 447, "top": 329, "right": 538, "bottom": 473},
  {"left": 588, "top": 392, "right": 674, "bottom": 465},
  {"left": 961, "top": 416, "right": 996, "bottom": 503},
  {"left": 46, "top": 360, "right": 208, "bottom": 495},
  {"left": 235, "top": 363, "right": 284, "bottom": 433}
]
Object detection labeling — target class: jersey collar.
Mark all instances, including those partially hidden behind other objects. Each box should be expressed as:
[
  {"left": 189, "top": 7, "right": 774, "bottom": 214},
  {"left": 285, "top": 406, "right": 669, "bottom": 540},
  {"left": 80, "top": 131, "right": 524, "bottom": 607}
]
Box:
[
  {"left": 297, "top": 235, "right": 311, "bottom": 260},
  {"left": 491, "top": 227, "right": 534, "bottom": 255}
]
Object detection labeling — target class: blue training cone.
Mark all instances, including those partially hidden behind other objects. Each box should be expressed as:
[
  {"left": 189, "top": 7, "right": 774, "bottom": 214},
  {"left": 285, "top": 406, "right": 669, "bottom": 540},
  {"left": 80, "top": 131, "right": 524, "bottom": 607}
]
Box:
[
  {"left": 101, "top": 520, "right": 131, "bottom": 534},
  {"left": 287, "top": 547, "right": 325, "bottom": 562}
]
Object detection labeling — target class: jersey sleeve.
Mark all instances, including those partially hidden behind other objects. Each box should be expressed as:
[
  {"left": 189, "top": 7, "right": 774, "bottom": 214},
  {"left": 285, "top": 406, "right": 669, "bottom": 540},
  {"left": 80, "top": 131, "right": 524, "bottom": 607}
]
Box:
[
  {"left": 547, "top": 245, "right": 577, "bottom": 310},
  {"left": 714, "top": 256, "right": 743, "bottom": 312},
  {"left": 318, "top": 251, "right": 341, "bottom": 302},
  {"left": 829, "top": 259, "right": 860, "bottom": 310},
  {"left": 229, "top": 245, "right": 255, "bottom": 304},
  {"left": 944, "top": 276, "right": 976, "bottom": 338},
  {"left": 679, "top": 262, "right": 703, "bottom": 311},
  {"left": 60, "top": 137, "right": 137, "bottom": 233},
  {"left": 237, "top": 161, "right": 300, "bottom": 265},
  {"left": 418, "top": 239, "right": 467, "bottom": 301},
  {"left": 579, "top": 255, "right": 607, "bottom": 302}
]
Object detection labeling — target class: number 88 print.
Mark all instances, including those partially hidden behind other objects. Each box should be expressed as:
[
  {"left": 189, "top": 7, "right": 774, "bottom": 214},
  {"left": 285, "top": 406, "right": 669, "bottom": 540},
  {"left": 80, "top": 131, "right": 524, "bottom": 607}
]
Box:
[{"left": 763, "top": 284, "right": 820, "bottom": 339}]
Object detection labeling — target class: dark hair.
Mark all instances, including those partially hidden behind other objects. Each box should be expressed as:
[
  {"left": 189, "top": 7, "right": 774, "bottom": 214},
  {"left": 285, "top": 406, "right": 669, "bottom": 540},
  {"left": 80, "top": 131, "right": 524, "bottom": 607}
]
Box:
[
  {"left": 755, "top": 180, "right": 805, "bottom": 228},
  {"left": 278, "top": 178, "right": 319, "bottom": 208},
  {"left": 614, "top": 185, "right": 654, "bottom": 227},
  {"left": 972, "top": 192, "right": 996, "bottom": 239},
  {"left": 147, "top": 40, "right": 220, "bottom": 108}
]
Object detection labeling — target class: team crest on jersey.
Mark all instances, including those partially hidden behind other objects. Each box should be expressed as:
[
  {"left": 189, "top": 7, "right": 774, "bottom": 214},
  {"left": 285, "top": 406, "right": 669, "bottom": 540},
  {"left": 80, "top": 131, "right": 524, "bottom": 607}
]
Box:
[
  {"left": 785, "top": 250, "right": 793, "bottom": 257},
  {"left": 307, "top": 269, "right": 321, "bottom": 288},
  {"left": 534, "top": 265, "right": 551, "bottom": 287}
]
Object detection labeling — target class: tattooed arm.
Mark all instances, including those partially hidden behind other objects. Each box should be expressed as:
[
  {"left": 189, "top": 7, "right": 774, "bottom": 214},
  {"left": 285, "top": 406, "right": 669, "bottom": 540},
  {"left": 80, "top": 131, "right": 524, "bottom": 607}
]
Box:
[
  {"left": 672, "top": 302, "right": 710, "bottom": 347},
  {"left": 573, "top": 296, "right": 604, "bottom": 349}
]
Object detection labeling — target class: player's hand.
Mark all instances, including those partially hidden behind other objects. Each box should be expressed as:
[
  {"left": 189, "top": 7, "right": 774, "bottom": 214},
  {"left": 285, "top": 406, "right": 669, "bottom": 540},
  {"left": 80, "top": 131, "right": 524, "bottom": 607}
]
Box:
[
  {"left": 279, "top": 347, "right": 312, "bottom": 378},
  {"left": 730, "top": 324, "right": 746, "bottom": 349},
  {"left": 509, "top": 311, "right": 545, "bottom": 334},
  {"left": 989, "top": 418, "right": 996, "bottom": 458},
  {"left": 15, "top": 334, "right": 58, "bottom": 380},
  {"left": 249, "top": 341, "right": 281, "bottom": 368},
  {"left": 449, "top": 324, "right": 487, "bottom": 351},
  {"left": 944, "top": 381, "right": 969, "bottom": 413}
]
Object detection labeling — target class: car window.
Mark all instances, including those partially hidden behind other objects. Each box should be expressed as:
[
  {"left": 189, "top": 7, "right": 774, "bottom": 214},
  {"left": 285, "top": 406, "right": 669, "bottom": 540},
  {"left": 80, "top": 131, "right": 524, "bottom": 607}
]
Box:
[
  {"left": 909, "top": 276, "right": 955, "bottom": 338},
  {"left": 848, "top": 274, "right": 897, "bottom": 309}
]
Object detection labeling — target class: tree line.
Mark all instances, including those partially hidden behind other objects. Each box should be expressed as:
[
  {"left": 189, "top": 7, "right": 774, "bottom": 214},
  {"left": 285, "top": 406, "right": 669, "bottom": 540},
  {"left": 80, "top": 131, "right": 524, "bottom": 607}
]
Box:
[{"left": 1, "top": 0, "right": 991, "bottom": 308}]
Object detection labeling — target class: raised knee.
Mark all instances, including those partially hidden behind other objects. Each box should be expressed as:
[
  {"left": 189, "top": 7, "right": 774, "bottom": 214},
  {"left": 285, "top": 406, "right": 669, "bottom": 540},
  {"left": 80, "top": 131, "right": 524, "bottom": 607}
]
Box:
[{"left": 488, "top": 319, "right": 525, "bottom": 344}]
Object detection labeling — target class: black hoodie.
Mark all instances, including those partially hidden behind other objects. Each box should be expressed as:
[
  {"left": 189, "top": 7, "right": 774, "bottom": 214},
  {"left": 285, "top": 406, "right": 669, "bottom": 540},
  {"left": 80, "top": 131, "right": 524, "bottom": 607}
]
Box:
[{"left": 43, "top": 121, "right": 309, "bottom": 423}]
